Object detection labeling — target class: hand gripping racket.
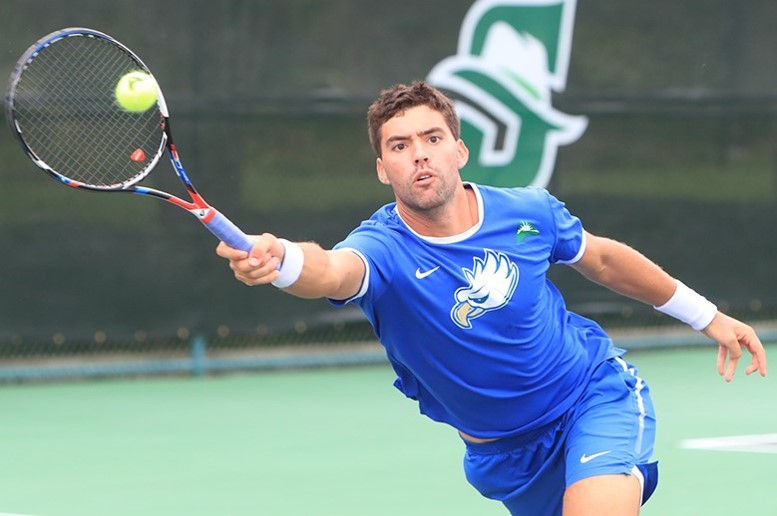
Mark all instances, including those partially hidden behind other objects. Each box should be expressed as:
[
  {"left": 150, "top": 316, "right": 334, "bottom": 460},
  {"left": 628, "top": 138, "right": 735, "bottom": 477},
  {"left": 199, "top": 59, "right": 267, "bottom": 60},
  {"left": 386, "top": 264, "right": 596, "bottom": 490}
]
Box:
[{"left": 4, "top": 27, "right": 254, "bottom": 252}]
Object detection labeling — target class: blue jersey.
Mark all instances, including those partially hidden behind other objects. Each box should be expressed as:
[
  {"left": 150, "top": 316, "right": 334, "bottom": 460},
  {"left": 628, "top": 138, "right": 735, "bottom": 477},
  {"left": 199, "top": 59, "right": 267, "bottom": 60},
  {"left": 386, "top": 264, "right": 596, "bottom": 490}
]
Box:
[{"left": 331, "top": 184, "right": 623, "bottom": 439}]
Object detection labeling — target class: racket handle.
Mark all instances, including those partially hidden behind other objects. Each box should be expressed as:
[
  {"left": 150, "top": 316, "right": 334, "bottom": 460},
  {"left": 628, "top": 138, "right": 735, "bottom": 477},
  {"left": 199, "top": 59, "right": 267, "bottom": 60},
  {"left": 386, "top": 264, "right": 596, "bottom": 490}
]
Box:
[{"left": 203, "top": 210, "right": 254, "bottom": 252}]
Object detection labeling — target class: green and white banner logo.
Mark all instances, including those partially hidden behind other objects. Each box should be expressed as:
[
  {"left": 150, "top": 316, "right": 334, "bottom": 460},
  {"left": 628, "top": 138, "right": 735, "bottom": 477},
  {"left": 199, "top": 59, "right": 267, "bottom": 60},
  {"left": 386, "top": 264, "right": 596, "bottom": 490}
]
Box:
[{"left": 428, "top": 0, "right": 586, "bottom": 188}]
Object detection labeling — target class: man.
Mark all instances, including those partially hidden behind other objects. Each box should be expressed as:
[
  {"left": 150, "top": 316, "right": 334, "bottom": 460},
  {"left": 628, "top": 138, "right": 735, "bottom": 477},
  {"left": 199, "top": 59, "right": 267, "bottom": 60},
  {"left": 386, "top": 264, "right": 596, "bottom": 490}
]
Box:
[{"left": 216, "top": 81, "right": 767, "bottom": 515}]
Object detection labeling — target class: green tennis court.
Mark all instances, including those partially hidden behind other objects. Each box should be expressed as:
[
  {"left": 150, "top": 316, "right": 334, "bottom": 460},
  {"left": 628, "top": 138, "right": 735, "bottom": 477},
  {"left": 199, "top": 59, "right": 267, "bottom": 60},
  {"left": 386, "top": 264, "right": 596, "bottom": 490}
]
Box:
[{"left": 1, "top": 344, "right": 774, "bottom": 516}]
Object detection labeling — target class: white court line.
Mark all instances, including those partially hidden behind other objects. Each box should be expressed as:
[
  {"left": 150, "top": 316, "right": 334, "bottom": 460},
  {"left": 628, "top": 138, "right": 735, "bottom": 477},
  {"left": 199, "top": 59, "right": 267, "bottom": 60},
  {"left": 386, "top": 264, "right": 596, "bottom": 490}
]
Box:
[{"left": 680, "top": 433, "right": 777, "bottom": 454}]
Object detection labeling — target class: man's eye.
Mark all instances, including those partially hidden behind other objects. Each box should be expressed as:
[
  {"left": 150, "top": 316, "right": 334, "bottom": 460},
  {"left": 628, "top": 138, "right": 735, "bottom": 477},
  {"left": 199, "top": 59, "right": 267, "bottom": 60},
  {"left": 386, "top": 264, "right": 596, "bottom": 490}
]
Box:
[
  {"left": 393, "top": 143, "right": 406, "bottom": 151},
  {"left": 429, "top": 135, "right": 441, "bottom": 143}
]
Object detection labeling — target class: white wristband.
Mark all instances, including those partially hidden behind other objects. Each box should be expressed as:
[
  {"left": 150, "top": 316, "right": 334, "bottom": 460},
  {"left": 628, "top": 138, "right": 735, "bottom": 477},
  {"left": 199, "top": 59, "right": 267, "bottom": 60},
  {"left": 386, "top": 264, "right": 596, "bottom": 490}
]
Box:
[
  {"left": 271, "top": 239, "right": 304, "bottom": 289},
  {"left": 653, "top": 280, "right": 718, "bottom": 331}
]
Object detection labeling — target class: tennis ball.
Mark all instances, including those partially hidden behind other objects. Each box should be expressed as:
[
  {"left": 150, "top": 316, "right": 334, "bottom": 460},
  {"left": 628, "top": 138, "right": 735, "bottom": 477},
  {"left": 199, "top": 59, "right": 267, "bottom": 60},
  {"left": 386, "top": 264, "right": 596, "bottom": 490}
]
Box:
[{"left": 115, "top": 71, "right": 158, "bottom": 112}]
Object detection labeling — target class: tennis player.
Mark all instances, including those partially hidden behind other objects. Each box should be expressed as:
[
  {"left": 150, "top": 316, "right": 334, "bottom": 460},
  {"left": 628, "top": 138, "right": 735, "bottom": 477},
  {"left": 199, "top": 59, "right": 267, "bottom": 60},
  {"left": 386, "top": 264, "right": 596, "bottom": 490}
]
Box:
[{"left": 216, "top": 81, "right": 767, "bottom": 515}]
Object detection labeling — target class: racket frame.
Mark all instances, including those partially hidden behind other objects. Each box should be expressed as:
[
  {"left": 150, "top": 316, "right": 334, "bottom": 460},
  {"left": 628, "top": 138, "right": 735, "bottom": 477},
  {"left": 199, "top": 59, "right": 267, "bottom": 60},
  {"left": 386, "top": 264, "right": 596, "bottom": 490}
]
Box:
[{"left": 5, "top": 27, "right": 254, "bottom": 251}]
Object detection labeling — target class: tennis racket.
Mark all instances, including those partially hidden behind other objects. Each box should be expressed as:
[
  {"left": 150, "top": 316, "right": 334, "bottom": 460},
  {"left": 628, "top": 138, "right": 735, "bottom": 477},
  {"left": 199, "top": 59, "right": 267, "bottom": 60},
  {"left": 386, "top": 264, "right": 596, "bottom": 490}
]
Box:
[{"left": 4, "top": 27, "right": 254, "bottom": 252}]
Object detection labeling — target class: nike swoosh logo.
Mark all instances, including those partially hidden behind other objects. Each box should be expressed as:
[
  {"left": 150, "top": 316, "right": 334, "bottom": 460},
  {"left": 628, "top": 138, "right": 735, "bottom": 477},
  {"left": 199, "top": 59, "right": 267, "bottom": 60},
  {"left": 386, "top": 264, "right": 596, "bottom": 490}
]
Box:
[
  {"left": 579, "top": 450, "right": 612, "bottom": 464},
  {"left": 415, "top": 266, "right": 440, "bottom": 279}
]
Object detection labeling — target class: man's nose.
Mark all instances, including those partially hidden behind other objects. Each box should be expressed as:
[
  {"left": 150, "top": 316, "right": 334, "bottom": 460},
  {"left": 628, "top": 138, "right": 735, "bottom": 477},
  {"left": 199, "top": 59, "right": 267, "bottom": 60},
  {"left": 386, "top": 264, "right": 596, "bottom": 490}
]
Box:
[{"left": 413, "top": 142, "right": 429, "bottom": 163}]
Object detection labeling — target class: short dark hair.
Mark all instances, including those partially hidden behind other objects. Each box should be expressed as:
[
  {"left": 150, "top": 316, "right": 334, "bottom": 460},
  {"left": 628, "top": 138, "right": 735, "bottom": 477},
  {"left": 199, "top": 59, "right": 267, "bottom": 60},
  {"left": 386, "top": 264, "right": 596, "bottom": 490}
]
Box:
[{"left": 367, "top": 81, "right": 460, "bottom": 157}]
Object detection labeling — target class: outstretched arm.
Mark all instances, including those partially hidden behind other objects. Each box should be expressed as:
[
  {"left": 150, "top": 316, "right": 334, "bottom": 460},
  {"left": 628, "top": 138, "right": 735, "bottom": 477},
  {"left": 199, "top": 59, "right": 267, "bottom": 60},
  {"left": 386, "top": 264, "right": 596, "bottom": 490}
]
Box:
[
  {"left": 216, "top": 233, "right": 365, "bottom": 300},
  {"left": 571, "top": 231, "right": 767, "bottom": 382}
]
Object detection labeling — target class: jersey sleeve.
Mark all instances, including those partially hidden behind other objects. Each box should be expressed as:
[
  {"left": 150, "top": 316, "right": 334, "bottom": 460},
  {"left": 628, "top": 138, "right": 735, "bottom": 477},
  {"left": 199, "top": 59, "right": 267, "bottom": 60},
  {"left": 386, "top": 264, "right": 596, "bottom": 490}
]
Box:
[
  {"left": 545, "top": 190, "right": 586, "bottom": 264},
  {"left": 328, "top": 221, "right": 396, "bottom": 307}
]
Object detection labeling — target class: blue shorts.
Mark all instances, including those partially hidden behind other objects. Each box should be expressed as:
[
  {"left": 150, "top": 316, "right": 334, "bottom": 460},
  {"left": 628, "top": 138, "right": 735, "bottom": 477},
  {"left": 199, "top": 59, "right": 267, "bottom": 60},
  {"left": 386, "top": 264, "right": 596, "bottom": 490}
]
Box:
[{"left": 462, "top": 356, "right": 658, "bottom": 515}]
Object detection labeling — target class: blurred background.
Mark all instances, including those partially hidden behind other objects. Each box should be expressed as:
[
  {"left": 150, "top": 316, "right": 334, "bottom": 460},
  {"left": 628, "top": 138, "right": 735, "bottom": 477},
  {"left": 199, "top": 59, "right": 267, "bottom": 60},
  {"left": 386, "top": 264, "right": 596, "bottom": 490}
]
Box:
[{"left": 1, "top": 0, "right": 776, "bottom": 380}]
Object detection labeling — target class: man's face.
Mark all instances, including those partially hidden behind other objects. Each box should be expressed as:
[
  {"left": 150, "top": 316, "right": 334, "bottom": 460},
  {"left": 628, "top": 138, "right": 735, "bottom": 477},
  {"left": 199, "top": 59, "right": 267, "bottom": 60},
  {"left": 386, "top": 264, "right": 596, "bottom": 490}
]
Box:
[{"left": 376, "top": 105, "right": 468, "bottom": 215}]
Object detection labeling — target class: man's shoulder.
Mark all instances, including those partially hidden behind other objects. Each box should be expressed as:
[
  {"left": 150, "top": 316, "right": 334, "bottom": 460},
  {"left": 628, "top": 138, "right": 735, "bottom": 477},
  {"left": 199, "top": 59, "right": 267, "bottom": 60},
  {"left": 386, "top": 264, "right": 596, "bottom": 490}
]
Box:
[
  {"left": 339, "top": 203, "right": 403, "bottom": 248},
  {"left": 473, "top": 183, "right": 552, "bottom": 206},
  {"left": 360, "top": 203, "right": 401, "bottom": 231},
  {"left": 472, "top": 182, "right": 546, "bottom": 196}
]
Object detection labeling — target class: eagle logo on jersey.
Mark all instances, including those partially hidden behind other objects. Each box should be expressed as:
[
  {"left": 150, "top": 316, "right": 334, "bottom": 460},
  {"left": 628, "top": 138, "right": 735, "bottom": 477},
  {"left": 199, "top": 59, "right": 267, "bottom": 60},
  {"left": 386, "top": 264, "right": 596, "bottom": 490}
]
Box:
[{"left": 451, "top": 249, "right": 519, "bottom": 329}]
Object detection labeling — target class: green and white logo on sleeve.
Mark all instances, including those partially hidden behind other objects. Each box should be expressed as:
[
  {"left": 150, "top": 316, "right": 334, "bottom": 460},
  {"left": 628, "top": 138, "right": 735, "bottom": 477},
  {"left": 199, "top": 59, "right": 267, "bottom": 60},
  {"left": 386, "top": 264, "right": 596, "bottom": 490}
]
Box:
[{"left": 428, "top": 0, "right": 586, "bottom": 188}]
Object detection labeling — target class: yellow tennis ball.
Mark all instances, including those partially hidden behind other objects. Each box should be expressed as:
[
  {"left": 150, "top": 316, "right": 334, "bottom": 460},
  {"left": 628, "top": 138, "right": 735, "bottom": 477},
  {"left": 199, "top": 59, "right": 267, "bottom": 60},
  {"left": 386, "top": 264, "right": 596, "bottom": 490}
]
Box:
[{"left": 115, "top": 71, "right": 158, "bottom": 112}]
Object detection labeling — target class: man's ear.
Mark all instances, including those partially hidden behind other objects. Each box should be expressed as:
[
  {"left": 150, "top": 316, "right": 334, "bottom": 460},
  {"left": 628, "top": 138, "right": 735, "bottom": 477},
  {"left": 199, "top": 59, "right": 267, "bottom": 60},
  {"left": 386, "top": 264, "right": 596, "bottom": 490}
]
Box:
[
  {"left": 376, "top": 158, "right": 390, "bottom": 185},
  {"left": 457, "top": 139, "right": 470, "bottom": 169}
]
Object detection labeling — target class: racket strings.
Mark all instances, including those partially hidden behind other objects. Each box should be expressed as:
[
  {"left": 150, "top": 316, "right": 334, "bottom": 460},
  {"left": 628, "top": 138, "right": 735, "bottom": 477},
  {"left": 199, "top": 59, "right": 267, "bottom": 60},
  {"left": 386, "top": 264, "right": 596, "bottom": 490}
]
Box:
[{"left": 11, "top": 34, "right": 164, "bottom": 188}]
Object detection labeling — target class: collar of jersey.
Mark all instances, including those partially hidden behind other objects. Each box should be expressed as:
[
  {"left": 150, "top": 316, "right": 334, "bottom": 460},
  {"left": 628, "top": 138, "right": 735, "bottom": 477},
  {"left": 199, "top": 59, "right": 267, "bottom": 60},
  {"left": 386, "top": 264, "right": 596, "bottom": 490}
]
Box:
[{"left": 394, "top": 182, "right": 484, "bottom": 244}]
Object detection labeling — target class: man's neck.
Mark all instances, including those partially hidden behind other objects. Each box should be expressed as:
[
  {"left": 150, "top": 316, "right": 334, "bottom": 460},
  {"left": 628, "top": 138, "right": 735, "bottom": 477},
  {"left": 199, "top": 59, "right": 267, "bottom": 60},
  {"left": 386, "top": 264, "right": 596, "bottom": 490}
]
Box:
[{"left": 398, "top": 184, "right": 478, "bottom": 238}]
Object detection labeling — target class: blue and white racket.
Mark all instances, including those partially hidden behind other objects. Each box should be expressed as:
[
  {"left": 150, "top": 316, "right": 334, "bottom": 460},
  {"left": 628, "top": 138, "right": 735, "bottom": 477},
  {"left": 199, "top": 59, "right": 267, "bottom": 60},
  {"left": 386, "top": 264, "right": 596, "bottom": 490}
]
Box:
[{"left": 5, "top": 27, "right": 254, "bottom": 252}]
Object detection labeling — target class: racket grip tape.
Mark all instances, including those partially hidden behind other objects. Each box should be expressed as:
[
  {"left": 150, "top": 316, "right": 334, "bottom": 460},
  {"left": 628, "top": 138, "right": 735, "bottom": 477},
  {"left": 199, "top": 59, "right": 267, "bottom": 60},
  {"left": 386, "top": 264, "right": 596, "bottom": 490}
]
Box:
[{"left": 203, "top": 211, "right": 254, "bottom": 252}]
